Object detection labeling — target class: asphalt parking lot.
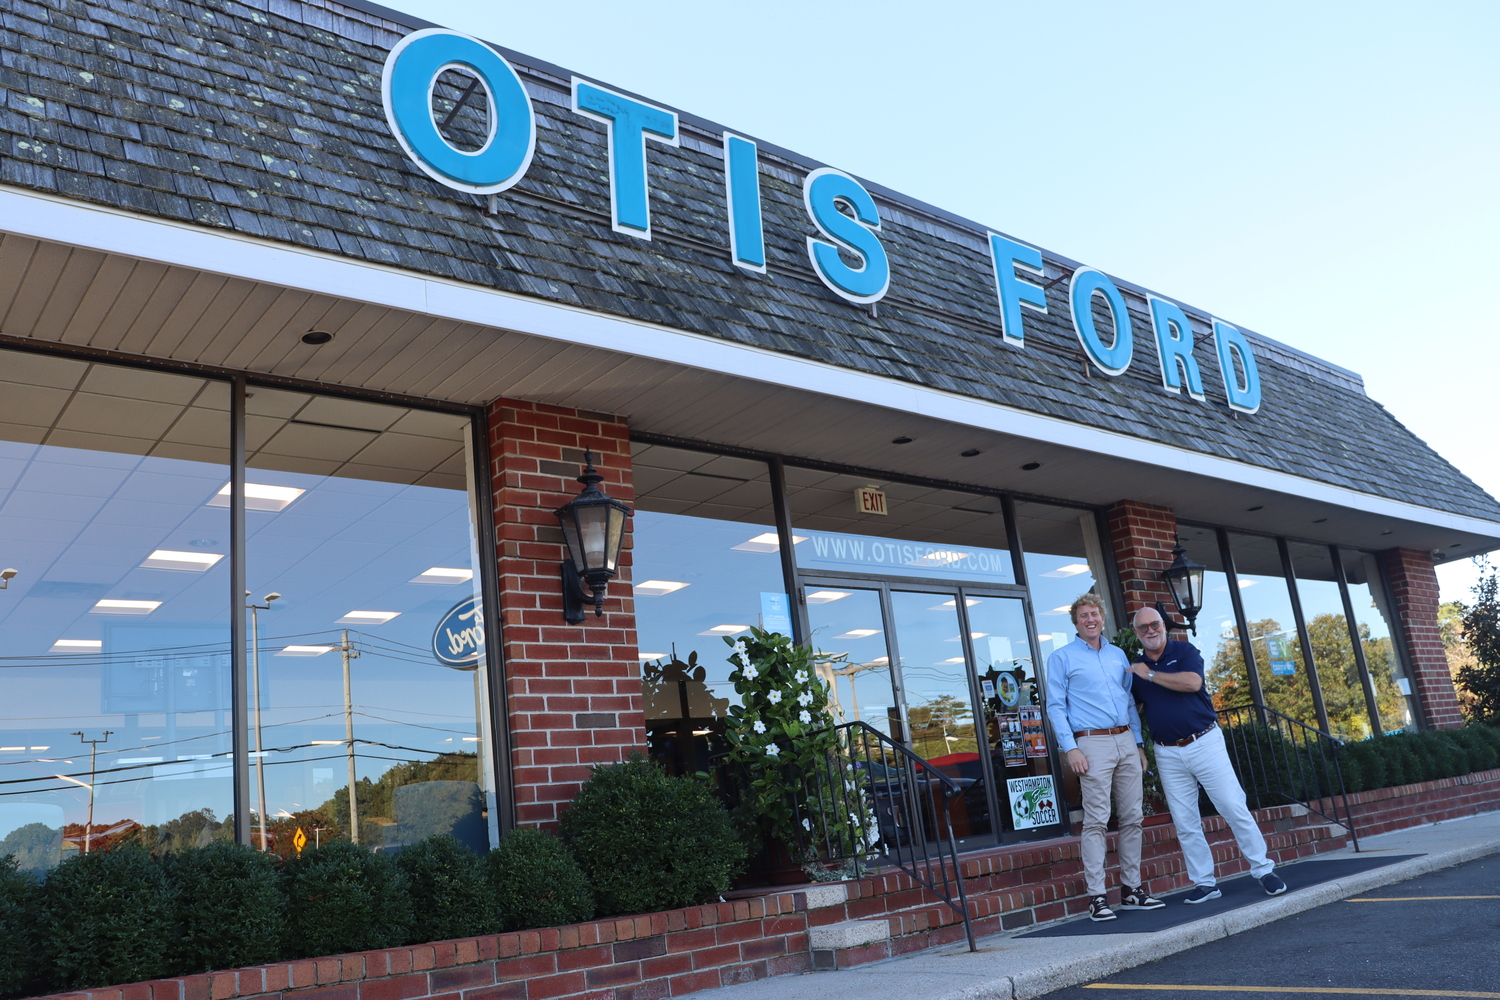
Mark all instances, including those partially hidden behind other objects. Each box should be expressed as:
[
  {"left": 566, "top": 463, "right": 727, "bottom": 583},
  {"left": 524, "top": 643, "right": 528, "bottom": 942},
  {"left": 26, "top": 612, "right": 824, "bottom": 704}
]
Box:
[{"left": 1037, "top": 855, "right": 1500, "bottom": 998}]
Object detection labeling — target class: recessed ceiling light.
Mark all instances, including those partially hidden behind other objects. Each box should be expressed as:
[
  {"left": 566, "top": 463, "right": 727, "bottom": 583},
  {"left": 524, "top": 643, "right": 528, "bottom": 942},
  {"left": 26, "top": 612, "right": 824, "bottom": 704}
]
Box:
[
  {"left": 336, "top": 610, "right": 400, "bottom": 624},
  {"left": 278, "top": 645, "right": 334, "bottom": 657},
  {"left": 914, "top": 550, "right": 967, "bottom": 567},
  {"left": 946, "top": 633, "right": 990, "bottom": 641},
  {"left": 141, "top": 550, "right": 224, "bottom": 572},
  {"left": 1041, "top": 563, "right": 1091, "bottom": 578},
  {"left": 1246, "top": 505, "right": 1264, "bottom": 512},
  {"left": 1312, "top": 518, "right": 1328, "bottom": 524},
  {"left": 208, "top": 483, "right": 306, "bottom": 512},
  {"left": 1380, "top": 530, "right": 1394, "bottom": 536},
  {"left": 1021, "top": 462, "right": 1041, "bottom": 471},
  {"left": 699, "top": 624, "right": 750, "bottom": 635},
  {"left": 1451, "top": 543, "right": 1462, "bottom": 548},
  {"left": 961, "top": 449, "right": 981, "bottom": 457},
  {"left": 1237, "top": 580, "right": 1256, "bottom": 589},
  {"left": 936, "top": 599, "right": 981, "bottom": 609},
  {"left": 50, "top": 639, "right": 102, "bottom": 652},
  {"left": 411, "top": 567, "right": 473, "bottom": 584},
  {"left": 310, "top": 740, "right": 344, "bottom": 745},
  {"left": 836, "top": 629, "right": 881, "bottom": 639},
  {"left": 638, "top": 652, "right": 666, "bottom": 661},
  {"left": 942, "top": 657, "right": 966, "bottom": 664},
  {"left": 863, "top": 656, "right": 889, "bottom": 666},
  {"left": 634, "top": 580, "right": 689, "bottom": 596},
  {"left": 731, "top": 532, "right": 805, "bottom": 553},
  {"left": 302, "top": 331, "right": 334, "bottom": 345},
  {"left": 1042, "top": 605, "right": 1071, "bottom": 616},
  {"left": 806, "top": 590, "right": 850, "bottom": 603},
  {"left": 91, "top": 599, "right": 161, "bottom": 615},
  {"left": 891, "top": 436, "right": 913, "bottom": 444}
]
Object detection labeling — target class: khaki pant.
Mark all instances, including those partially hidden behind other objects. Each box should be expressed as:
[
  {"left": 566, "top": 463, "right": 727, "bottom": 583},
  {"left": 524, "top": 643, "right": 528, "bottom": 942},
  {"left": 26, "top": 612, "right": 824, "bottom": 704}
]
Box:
[{"left": 1075, "top": 731, "right": 1144, "bottom": 897}]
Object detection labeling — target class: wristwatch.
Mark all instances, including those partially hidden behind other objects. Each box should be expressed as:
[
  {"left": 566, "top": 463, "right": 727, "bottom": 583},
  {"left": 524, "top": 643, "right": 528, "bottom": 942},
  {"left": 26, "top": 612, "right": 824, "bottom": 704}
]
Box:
[{"left": 1147, "top": 670, "right": 1157, "bottom": 683}]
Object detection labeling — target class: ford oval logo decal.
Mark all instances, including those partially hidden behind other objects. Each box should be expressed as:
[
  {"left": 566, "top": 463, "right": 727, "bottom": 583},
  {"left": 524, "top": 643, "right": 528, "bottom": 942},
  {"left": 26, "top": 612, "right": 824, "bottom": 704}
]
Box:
[{"left": 433, "top": 595, "right": 484, "bottom": 669}]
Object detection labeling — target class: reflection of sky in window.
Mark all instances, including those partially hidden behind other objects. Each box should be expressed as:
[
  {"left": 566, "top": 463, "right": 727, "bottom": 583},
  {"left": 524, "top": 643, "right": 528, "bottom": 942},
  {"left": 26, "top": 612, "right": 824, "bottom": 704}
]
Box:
[
  {"left": 804, "top": 588, "right": 893, "bottom": 734},
  {"left": 631, "top": 510, "right": 788, "bottom": 707}
]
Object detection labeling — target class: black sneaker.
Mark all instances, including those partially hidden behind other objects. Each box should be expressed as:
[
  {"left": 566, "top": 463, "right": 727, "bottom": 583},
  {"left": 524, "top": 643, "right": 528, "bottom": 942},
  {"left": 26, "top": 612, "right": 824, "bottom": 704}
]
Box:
[
  {"left": 1089, "top": 895, "right": 1117, "bottom": 921},
  {"left": 1183, "top": 885, "right": 1222, "bottom": 904},
  {"left": 1260, "top": 873, "right": 1287, "bottom": 896},
  {"left": 1119, "top": 885, "right": 1166, "bottom": 910}
]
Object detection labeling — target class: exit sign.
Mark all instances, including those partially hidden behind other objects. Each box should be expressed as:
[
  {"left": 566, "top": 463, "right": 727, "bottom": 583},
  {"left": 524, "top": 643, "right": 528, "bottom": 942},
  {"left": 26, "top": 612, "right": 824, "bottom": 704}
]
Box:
[{"left": 855, "top": 487, "right": 888, "bottom": 516}]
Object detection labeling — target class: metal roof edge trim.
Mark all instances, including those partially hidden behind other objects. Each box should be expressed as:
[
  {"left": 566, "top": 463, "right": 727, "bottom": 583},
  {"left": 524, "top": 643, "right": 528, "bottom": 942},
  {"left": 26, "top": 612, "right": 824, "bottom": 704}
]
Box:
[
  {"left": 268, "top": 0, "right": 1362, "bottom": 393},
  {"left": 0, "top": 182, "right": 1488, "bottom": 540}
]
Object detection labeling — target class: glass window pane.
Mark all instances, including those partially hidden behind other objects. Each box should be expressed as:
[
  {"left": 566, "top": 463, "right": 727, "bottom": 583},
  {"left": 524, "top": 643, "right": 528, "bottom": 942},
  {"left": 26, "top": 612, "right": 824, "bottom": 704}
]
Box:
[
  {"left": 785, "top": 467, "right": 1013, "bottom": 584},
  {"left": 1015, "top": 501, "right": 1109, "bottom": 652},
  {"left": 1226, "top": 533, "right": 1318, "bottom": 730},
  {"left": 1288, "top": 542, "right": 1371, "bottom": 741},
  {"left": 1341, "top": 548, "right": 1416, "bottom": 732},
  {"left": 1174, "top": 526, "right": 1245, "bottom": 707},
  {"left": 244, "top": 389, "right": 491, "bottom": 853},
  {"left": 806, "top": 588, "right": 895, "bottom": 738},
  {"left": 630, "top": 444, "right": 785, "bottom": 774},
  {"left": 0, "top": 351, "right": 230, "bottom": 869}
]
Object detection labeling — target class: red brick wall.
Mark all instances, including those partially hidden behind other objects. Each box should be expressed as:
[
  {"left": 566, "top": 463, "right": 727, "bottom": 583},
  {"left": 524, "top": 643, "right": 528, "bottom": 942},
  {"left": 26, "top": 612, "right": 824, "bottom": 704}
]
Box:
[
  {"left": 1106, "top": 500, "right": 1178, "bottom": 627},
  {"left": 488, "top": 399, "right": 646, "bottom": 827},
  {"left": 1380, "top": 547, "right": 1464, "bottom": 729}
]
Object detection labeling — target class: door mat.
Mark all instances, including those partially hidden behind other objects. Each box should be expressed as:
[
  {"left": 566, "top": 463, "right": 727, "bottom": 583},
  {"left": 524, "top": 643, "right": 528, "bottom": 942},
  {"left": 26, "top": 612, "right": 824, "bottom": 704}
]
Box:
[{"left": 1012, "top": 853, "right": 1423, "bottom": 936}]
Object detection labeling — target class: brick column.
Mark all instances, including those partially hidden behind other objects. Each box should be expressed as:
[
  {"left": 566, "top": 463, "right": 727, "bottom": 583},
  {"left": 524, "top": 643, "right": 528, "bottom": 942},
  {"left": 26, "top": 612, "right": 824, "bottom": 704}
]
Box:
[
  {"left": 488, "top": 399, "right": 646, "bottom": 828},
  {"left": 1380, "top": 547, "right": 1465, "bottom": 729},
  {"left": 1106, "top": 500, "right": 1179, "bottom": 625}
]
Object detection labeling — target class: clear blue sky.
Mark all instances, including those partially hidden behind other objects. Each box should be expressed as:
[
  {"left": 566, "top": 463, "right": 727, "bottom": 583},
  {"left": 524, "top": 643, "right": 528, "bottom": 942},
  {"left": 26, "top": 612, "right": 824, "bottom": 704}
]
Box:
[{"left": 379, "top": 0, "right": 1500, "bottom": 604}]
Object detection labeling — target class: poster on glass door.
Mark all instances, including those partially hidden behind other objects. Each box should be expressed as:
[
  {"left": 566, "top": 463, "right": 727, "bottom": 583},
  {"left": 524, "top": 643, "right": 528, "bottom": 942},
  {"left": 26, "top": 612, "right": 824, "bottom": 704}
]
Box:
[
  {"left": 1007, "top": 775, "right": 1059, "bottom": 829},
  {"left": 1019, "top": 705, "right": 1048, "bottom": 757}
]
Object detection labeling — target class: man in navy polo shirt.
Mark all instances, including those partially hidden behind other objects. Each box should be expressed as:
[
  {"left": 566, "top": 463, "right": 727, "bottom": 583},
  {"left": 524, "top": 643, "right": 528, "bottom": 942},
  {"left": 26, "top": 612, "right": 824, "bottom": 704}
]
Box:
[{"left": 1128, "top": 605, "right": 1287, "bottom": 902}]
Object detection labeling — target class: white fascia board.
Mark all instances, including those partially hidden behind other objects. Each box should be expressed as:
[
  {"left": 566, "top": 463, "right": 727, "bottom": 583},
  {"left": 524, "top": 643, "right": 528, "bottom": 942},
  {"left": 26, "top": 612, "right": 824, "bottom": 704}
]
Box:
[{"left": 3, "top": 183, "right": 1497, "bottom": 541}]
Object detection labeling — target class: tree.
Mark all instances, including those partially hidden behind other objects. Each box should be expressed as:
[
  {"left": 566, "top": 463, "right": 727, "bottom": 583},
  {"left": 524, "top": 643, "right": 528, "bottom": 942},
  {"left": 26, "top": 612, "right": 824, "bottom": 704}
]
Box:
[
  {"left": 1441, "top": 600, "right": 1479, "bottom": 719},
  {"left": 1456, "top": 563, "right": 1500, "bottom": 724}
]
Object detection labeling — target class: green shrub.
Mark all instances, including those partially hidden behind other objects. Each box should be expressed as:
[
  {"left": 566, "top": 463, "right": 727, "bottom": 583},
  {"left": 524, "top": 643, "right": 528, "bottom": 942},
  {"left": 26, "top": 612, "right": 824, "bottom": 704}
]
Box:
[
  {"left": 1451, "top": 728, "right": 1498, "bottom": 773},
  {"left": 166, "top": 841, "right": 283, "bottom": 974},
  {"left": 486, "top": 828, "right": 594, "bottom": 931},
  {"left": 0, "top": 855, "right": 39, "bottom": 996},
  {"left": 279, "top": 841, "right": 411, "bottom": 958},
  {"left": 560, "top": 756, "right": 745, "bottom": 916},
  {"left": 395, "top": 835, "right": 495, "bottom": 942},
  {"left": 37, "top": 847, "right": 173, "bottom": 990}
]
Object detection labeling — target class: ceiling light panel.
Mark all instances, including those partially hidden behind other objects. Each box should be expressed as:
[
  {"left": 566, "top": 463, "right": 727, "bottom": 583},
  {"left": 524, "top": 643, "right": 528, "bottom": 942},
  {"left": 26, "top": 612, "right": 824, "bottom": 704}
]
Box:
[
  {"left": 411, "top": 566, "right": 473, "bottom": 584},
  {"left": 141, "top": 549, "right": 224, "bottom": 571}
]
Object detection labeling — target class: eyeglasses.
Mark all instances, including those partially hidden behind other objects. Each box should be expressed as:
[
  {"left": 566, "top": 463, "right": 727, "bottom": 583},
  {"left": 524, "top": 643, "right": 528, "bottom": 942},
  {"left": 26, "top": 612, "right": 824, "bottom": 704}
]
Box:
[{"left": 1137, "top": 621, "right": 1165, "bottom": 633}]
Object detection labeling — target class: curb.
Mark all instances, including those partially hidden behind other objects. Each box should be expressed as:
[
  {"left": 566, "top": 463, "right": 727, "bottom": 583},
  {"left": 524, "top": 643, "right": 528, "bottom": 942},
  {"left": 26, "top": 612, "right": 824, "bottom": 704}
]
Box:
[{"left": 937, "top": 838, "right": 1500, "bottom": 1000}]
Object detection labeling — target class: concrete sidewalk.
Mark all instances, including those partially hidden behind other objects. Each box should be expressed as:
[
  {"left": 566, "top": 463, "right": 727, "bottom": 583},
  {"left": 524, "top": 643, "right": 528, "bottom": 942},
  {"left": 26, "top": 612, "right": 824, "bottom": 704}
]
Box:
[{"left": 692, "top": 811, "right": 1500, "bottom": 1000}]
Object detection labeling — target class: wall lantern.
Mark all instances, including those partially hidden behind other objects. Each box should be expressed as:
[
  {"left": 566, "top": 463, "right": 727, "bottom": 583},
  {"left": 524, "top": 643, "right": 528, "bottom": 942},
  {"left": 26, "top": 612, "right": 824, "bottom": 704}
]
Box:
[
  {"left": 1158, "top": 538, "right": 1206, "bottom": 635},
  {"left": 554, "top": 452, "right": 632, "bottom": 624}
]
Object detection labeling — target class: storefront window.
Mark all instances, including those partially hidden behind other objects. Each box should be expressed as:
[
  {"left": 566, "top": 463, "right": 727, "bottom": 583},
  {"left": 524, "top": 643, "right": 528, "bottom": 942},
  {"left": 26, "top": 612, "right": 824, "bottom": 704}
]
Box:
[
  {"left": 1175, "top": 526, "right": 1243, "bottom": 707},
  {"left": 784, "top": 467, "right": 1013, "bottom": 584},
  {"left": 1288, "top": 542, "right": 1371, "bottom": 741},
  {"left": 1014, "top": 501, "right": 1108, "bottom": 655},
  {"left": 630, "top": 444, "right": 785, "bottom": 773},
  {"left": 243, "top": 389, "right": 492, "bottom": 853},
  {"left": 0, "top": 351, "right": 231, "bottom": 869},
  {"left": 1341, "top": 548, "right": 1416, "bottom": 732},
  {"left": 1225, "top": 532, "right": 1320, "bottom": 730}
]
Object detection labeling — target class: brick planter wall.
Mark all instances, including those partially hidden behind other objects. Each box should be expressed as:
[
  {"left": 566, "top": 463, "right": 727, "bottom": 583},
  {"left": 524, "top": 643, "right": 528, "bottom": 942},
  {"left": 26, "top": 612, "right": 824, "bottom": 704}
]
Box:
[{"left": 1319, "top": 765, "right": 1500, "bottom": 839}]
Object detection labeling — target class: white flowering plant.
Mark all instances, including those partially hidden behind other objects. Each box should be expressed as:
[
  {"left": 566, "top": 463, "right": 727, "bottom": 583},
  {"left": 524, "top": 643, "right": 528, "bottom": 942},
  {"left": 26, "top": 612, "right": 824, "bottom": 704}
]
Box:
[{"left": 721, "top": 628, "right": 870, "bottom": 870}]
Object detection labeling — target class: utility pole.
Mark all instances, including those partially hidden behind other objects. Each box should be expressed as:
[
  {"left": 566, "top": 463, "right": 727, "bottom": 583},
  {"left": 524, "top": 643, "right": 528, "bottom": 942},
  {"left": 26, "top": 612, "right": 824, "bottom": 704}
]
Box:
[
  {"left": 338, "top": 630, "right": 360, "bottom": 844},
  {"left": 247, "top": 592, "right": 280, "bottom": 850},
  {"left": 70, "top": 730, "right": 112, "bottom": 854}
]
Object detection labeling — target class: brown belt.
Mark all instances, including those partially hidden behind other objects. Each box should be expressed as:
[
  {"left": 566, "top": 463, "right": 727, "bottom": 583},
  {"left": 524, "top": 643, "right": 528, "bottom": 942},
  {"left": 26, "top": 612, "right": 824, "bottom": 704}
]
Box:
[
  {"left": 1155, "top": 725, "right": 1217, "bottom": 748},
  {"left": 1073, "top": 725, "right": 1130, "bottom": 738}
]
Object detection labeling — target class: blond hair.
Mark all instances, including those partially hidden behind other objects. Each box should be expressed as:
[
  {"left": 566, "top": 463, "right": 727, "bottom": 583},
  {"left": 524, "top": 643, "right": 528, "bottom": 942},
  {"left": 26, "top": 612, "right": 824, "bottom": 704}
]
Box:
[{"left": 1070, "top": 592, "right": 1106, "bottom": 624}]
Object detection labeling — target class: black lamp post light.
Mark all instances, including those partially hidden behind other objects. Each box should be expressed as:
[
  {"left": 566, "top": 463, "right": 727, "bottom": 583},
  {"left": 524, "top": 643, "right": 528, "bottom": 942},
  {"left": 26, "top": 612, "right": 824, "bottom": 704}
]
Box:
[
  {"left": 554, "top": 451, "right": 633, "bottom": 624},
  {"left": 1157, "top": 538, "right": 1206, "bottom": 635}
]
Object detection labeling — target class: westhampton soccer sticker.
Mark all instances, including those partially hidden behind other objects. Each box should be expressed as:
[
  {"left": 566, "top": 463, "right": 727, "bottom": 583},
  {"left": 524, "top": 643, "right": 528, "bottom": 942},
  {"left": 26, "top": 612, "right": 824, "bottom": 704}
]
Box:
[{"left": 1007, "top": 775, "right": 1059, "bottom": 830}]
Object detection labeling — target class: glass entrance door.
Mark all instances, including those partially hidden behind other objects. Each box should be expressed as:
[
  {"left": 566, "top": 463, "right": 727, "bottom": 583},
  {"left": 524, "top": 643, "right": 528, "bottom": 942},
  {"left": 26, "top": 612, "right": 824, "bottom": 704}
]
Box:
[{"left": 805, "top": 579, "right": 1061, "bottom": 847}]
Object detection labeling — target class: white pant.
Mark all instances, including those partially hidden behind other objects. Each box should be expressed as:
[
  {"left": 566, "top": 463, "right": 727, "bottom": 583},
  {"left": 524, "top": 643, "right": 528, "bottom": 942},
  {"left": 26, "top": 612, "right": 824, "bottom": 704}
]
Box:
[{"left": 1155, "top": 726, "right": 1273, "bottom": 886}]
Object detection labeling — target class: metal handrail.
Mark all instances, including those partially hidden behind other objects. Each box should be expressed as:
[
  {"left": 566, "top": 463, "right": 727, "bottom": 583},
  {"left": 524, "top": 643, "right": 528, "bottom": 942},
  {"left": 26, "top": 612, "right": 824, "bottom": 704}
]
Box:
[
  {"left": 1216, "top": 702, "right": 1360, "bottom": 851},
  {"left": 787, "top": 721, "right": 977, "bottom": 951}
]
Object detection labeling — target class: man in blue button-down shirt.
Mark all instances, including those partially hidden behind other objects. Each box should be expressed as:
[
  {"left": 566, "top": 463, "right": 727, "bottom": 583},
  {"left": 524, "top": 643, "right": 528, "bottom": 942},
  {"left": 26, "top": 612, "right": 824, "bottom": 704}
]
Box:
[{"left": 1045, "top": 593, "right": 1163, "bottom": 921}]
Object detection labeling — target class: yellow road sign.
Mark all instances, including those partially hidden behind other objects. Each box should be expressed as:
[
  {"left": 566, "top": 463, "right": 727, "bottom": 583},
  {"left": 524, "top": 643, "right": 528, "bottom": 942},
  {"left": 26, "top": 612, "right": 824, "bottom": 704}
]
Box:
[{"left": 292, "top": 827, "right": 308, "bottom": 854}]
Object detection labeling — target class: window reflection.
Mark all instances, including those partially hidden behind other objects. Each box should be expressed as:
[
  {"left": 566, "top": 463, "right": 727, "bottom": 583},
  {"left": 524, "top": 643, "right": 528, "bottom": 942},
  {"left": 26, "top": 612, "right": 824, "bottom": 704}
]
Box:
[
  {"left": 0, "top": 352, "right": 231, "bottom": 869},
  {"left": 1175, "top": 526, "right": 1244, "bottom": 706},
  {"left": 1224, "top": 533, "right": 1320, "bottom": 730},
  {"left": 630, "top": 445, "right": 786, "bottom": 774},
  {"left": 244, "top": 389, "right": 491, "bottom": 854},
  {"left": 1288, "top": 542, "right": 1371, "bottom": 741},
  {"left": 1342, "top": 549, "right": 1415, "bottom": 732},
  {"left": 1015, "top": 502, "right": 1107, "bottom": 654}
]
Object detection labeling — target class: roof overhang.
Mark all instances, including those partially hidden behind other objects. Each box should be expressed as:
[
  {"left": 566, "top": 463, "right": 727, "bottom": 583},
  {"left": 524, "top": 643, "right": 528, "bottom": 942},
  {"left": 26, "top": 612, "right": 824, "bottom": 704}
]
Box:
[{"left": 1, "top": 184, "right": 1496, "bottom": 563}]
